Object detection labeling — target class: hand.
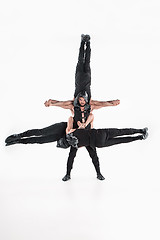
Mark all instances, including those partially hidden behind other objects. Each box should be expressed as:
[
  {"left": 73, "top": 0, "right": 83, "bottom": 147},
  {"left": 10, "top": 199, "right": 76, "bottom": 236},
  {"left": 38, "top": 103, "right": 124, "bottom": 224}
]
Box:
[
  {"left": 113, "top": 99, "right": 120, "bottom": 106},
  {"left": 77, "top": 121, "right": 82, "bottom": 128},
  {"left": 44, "top": 100, "right": 51, "bottom": 107},
  {"left": 77, "top": 121, "right": 86, "bottom": 129},
  {"left": 44, "top": 99, "right": 54, "bottom": 107}
]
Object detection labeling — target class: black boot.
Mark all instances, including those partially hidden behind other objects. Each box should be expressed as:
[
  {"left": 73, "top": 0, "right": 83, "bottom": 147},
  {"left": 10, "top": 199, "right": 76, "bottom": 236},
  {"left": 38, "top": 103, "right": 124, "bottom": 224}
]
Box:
[
  {"left": 62, "top": 174, "right": 71, "bottom": 181},
  {"left": 142, "top": 127, "right": 148, "bottom": 140},
  {"left": 5, "top": 134, "right": 21, "bottom": 143},
  {"left": 92, "top": 158, "right": 105, "bottom": 180},
  {"left": 5, "top": 139, "right": 20, "bottom": 146},
  {"left": 81, "top": 34, "right": 85, "bottom": 42},
  {"left": 97, "top": 173, "right": 105, "bottom": 180},
  {"left": 81, "top": 34, "right": 90, "bottom": 43},
  {"left": 84, "top": 34, "right": 90, "bottom": 42}
]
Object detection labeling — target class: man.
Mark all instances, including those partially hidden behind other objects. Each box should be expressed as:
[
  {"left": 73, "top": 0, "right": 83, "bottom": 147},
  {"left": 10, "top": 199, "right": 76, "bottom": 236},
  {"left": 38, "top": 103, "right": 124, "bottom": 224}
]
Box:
[
  {"left": 65, "top": 127, "right": 148, "bottom": 149},
  {"left": 5, "top": 125, "right": 148, "bottom": 150},
  {"left": 45, "top": 34, "right": 120, "bottom": 181}
]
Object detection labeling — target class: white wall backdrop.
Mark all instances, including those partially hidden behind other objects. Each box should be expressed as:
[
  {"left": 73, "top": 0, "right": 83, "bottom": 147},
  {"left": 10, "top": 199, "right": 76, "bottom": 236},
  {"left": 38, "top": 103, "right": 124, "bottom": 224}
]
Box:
[{"left": 0, "top": 1, "right": 160, "bottom": 240}]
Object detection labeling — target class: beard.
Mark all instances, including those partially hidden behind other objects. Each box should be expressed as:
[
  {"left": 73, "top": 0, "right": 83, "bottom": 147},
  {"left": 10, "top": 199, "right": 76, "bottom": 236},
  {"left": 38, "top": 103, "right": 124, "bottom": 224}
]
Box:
[{"left": 79, "top": 102, "right": 85, "bottom": 107}]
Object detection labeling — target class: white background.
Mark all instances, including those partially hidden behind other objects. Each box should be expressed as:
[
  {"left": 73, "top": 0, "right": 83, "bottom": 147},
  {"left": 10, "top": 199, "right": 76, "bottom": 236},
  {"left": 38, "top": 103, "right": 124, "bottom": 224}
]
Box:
[{"left": 0, "top": 0, "right": 160, "bottom": 239}]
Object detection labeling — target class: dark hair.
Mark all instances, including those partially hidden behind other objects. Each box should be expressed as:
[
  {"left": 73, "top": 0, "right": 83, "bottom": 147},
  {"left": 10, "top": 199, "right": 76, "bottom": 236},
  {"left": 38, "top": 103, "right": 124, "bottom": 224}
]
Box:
[{"left": 74, "top": 91, "right": 88, "bottom": 107}]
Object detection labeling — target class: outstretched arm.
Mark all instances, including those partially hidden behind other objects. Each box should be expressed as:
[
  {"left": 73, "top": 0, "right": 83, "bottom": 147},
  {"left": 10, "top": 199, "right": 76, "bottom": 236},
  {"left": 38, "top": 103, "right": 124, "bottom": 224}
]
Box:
[
  {"left": 44, "top": 99, "right": 74, "bottom": 110},
  {"left": 90, "top": 99, "right": 120, "bottom": 110}
]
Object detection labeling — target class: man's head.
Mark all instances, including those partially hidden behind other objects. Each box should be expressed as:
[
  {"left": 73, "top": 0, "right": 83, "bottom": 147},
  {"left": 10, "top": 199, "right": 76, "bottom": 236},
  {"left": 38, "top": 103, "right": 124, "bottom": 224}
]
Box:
[
  {"left": 74, "top": 91, "right": 89, "bottom": 107},
  {"left": 78, "top": 97, "right": 86, "bottom": 106}
]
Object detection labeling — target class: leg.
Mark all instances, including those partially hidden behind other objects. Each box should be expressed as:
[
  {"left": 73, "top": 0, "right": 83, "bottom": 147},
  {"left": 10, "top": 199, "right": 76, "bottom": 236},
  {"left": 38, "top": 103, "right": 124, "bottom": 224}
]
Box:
[
  {"left": 20, "top": 122, "right": 67, "bottom": 137},
  {"left": 66, "top": 117, "right": 74, "bottom": 134},
  {"left": 76, "top": 40, "right": 85, "bottom": 72},
  {"left": 84, "top": 41, "right": 91, "bottom": 73},
  {"left": 5, "top": 122, "right": 67, "bottom": 143},
  {"left": 107, "top": 128, "right": 145, "bottom": 139},
  {"left": 74, "top": 35, "right": 91, "bottom": 101},
  {"left": 85, "top": 146, "right": 105, "bottom": 180},
  {"left": 95, "top": 128, "right": 145, "bottom": 147},
  {"left": 62, "top": 147, "right": 78, "bottom": 181},
  {"left": 6, "top": 134, "right": 61, "bottom": 145},
  {"left": 99, "top": 135, "right": 143, "bottom": 148},
  {"left": 74, "top": 39, "right": 85, "bottom": 99},
  {"left": 80, "top": 40, "right": 91, "bottom": 101},
  {"left": 95, "top": 128, "right": 148, "bottom": 148},
  {"left": 84, "top": 39, "right": 91, "bottom": 101}
]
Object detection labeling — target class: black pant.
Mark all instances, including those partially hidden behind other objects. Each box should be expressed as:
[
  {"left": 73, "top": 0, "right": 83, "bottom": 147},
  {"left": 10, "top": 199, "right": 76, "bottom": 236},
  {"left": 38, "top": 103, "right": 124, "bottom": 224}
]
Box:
[
  {"left": 66, "top": 128, "right": 143, "bottom": 175},
  {"left": 74, "top": 41, "right": 91, "bottom": 101},
  {"left": 95, "top": 128, "right": 144, "bottom": 147},
  {"left": 18, "top": 122, "right": 67, "bottom": 144},
  {"left": 66, "top": 146, "right": 101, "bottom": 175}
]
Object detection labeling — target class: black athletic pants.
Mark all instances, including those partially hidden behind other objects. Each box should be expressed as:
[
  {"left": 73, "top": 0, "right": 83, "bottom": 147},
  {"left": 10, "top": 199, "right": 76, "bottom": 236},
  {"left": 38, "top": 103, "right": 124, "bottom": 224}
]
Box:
[
  {"left": 17, "top": 122, "right": 67, "bottom": 144},
  {"left": 95, "top": 128, "right": 144, "bottom": 148},
  {"left": 66, "top": 146, "right": 101, "bottom": 176},
  {"left": 65, "top": 128, "right": 144, "bottom": 175},
  {"left": 74, "top": 40, "right": 91, "bottom": 101}
]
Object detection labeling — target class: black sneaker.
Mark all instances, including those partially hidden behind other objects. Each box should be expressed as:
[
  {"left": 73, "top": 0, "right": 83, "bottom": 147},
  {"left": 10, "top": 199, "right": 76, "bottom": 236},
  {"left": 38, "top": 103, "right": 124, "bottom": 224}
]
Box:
[
  {"left": 84, "top": 34, "right": 90, "bottom": 42},
  {"left": 5, "top": 139, "right": 20, "bottom": 146},
  {"left": 142, "top": 127, "right": 148, "bottom": 140},
  {"left": 97, "top": 173, "right": 105, "bottom": 180},
  {"left": 81, "top": 34, "right": 85, "bottom": 42},
  {"left": 5, "top": 134, "right": 21, "bottom": 143},
  {"left": 62, "top": 174, "right": 71, "bottom": 181}
]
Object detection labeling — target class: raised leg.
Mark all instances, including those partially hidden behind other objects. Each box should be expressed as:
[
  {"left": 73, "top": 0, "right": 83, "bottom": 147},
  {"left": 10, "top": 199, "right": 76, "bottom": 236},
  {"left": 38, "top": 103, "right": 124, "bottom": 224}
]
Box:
[
  {"left": 5, "top": 122, "right": 67, "bottom": 144},
  {"left": 6, "top": 134, "right": 61, "bottom": 145},
  {"left": 76, "top": 40, "right": 85, "bottom": 72},
  {"left": 107, "top": 128, "right": 144, "bottom": 139},
  {"left": 84, "top": 41, "right": 91, "bottom": 73},
  {"left": 103, "top": 135, "right": 143, "bottom": 148},
  {"left": 20, "top": 122, "right": 67, "bottom": 137},
  {"left": 74, "top": 35, "right": 91, "bottom": 101},
  {"left": 94, "top": 128, "right": 146, "bottom": 148}
]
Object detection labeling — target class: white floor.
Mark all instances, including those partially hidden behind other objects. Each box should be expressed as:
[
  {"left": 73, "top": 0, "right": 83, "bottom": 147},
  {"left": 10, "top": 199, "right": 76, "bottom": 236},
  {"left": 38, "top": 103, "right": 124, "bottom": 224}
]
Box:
[
  {"left": 1, "top": 135, "right": 160, "bottom": 240},
  {"left": 1, "top": 0, "right": 160, "bottom": 239}
]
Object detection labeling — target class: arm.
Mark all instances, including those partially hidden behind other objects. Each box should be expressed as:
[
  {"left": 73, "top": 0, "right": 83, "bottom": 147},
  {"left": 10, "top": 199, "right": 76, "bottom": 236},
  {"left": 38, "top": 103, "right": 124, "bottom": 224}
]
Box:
[
  {"left": 77, "top": 113, "right": 94, "bottom": 129},
  {"left": 66, "top": 113, "right": 94, "bottom": 134},
  {"left": 90, "top": 99, "right": 120, "bottom": 110},
  {"left": 44, "top": 99, "right": 73, "bottom": 110}
]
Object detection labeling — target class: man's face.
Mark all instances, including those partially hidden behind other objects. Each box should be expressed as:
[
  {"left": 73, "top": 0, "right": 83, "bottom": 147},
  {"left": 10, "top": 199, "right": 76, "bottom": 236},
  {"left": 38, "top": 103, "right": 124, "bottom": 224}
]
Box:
[{"left": 79, "top": 97, "right": 86, "bottom": 106}]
